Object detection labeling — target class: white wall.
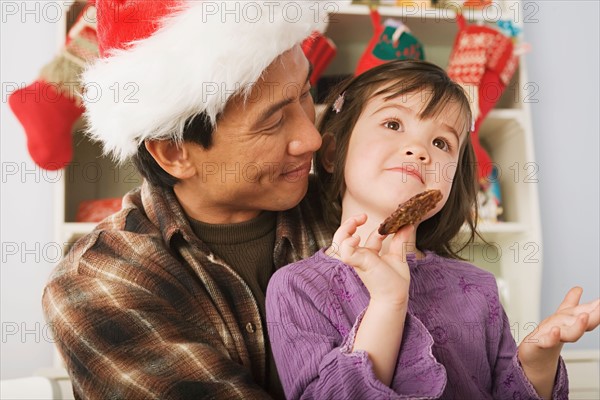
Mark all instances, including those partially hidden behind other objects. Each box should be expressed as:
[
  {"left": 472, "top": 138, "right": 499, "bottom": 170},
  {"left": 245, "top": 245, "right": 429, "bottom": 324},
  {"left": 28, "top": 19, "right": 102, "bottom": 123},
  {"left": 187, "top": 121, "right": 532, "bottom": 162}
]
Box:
[
  {"left": 1, "top": 0, "right": 598, "bottom": 380},
  {"left": 524, "top": 1, "right": 600, "bottom": 350},
  {"left": 1, "top": 4, "right": 61, "bottom": 379}
]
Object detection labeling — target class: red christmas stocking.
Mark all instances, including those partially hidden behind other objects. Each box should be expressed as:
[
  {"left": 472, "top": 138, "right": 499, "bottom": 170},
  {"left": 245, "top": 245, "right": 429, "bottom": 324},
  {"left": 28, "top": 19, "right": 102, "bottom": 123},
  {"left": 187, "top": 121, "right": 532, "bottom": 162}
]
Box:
[
  {"left": 355, "top": 9, "right": 425, "bottom": 76},
  {"left": 8, "top": 2, "right": 98, "bottom": 170},
  {"left": 447, "top": 14, "right": 519, "bottom": 181},
  {"left": 302, "top": 32, "right": 337, "bottom": 86}
]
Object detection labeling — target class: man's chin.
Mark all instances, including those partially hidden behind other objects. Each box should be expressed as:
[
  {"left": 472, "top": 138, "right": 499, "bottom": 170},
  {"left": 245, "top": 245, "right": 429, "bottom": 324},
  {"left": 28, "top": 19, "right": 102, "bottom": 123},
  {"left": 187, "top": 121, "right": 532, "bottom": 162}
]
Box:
[{"left": 271, "top": 182, "right": 309, "bottom": 211}]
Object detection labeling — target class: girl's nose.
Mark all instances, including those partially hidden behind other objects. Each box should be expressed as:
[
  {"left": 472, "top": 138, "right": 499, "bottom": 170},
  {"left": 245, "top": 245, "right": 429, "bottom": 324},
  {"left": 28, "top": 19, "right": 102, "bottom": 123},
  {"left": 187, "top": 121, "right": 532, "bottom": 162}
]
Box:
[{"left": 405, "top": 147, "right": 429, "bottom": 162}]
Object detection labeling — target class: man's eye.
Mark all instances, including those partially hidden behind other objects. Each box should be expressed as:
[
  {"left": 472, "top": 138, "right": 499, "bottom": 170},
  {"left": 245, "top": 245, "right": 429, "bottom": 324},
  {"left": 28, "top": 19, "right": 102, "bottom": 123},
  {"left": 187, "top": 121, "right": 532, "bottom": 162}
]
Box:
[
  {"left": 384, "top": 120, "right": 402, "bottom": 131},
  {"left": 263, "top": 116, "right": 283, "bottom": 132},
  {"left": 433, "top": 138, "right": 450, "bottom": 151}
]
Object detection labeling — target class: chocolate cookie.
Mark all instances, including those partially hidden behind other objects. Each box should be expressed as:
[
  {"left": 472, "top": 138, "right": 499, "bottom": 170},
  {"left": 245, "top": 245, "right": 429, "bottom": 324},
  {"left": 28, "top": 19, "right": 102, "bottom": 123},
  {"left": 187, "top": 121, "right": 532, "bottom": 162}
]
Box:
[{"left": 378, "top": 189, "right": 443, "bottom": 235}]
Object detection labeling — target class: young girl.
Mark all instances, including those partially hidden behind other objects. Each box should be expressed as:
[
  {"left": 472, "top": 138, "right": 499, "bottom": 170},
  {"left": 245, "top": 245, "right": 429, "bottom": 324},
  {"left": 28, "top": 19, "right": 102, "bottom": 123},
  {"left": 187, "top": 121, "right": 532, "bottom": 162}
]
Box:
[{"left": 266, "top": 60, "right": 599, "bottom": 400}]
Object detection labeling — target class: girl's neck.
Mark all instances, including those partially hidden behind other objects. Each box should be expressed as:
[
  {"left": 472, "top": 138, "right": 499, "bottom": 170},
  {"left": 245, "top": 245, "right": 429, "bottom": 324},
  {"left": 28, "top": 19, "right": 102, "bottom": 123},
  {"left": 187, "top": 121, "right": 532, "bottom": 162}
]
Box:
[{"left": 340, "top": 199, "right": 424, "bottom": 259}]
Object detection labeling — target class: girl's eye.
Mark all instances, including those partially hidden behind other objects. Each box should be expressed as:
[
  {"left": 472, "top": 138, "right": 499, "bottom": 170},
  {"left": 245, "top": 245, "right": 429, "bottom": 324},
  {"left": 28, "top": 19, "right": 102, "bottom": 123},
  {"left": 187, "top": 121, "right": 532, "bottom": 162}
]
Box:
[
  {"left": 433, "top": 138, "right": 451, "bottom": 151},
  {"left": 384, "top": 120, "right": 403, "bottom": 131}
]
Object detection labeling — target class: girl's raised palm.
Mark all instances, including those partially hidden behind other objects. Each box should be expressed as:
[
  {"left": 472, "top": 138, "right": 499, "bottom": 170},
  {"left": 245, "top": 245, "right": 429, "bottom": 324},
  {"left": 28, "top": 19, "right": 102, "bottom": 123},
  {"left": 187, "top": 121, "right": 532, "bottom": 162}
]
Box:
[{"left": 520, "top": 287, "right": 600, "bottom": 362}]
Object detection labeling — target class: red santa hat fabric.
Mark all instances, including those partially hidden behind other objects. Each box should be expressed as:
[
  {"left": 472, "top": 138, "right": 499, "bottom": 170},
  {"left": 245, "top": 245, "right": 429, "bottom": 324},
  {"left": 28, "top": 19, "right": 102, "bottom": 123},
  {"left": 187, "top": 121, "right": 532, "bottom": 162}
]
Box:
[{"left": 84, "top": 0, "right": 329, "bottom": 163}]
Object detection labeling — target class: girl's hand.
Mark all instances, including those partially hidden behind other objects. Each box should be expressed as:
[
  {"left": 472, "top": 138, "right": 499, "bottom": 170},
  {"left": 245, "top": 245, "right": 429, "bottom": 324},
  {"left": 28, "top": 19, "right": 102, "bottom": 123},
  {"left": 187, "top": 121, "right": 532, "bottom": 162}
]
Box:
[
  {"left": 329, "top": 214, "right": 414, "bottom": 309},
  {"left": 329, "top": 214, "right": 417, "bottom": 385},
  {"left": 518, "top": 287, "right": 600, "bottom": 399}
]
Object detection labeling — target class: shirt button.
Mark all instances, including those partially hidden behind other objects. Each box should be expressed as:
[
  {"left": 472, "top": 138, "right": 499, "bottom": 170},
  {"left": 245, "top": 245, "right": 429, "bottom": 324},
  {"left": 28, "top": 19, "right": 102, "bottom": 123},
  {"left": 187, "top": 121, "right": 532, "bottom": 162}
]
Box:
[{"left": 245, "top": 322, "right": 255, "bottom": 333}]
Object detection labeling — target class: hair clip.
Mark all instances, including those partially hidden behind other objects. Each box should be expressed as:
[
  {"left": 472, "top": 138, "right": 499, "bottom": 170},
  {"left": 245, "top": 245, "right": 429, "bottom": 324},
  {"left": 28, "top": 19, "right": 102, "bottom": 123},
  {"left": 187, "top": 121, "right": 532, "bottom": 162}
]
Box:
[{"left": 332, "top": 92, "right": 345, "bottom": 114}]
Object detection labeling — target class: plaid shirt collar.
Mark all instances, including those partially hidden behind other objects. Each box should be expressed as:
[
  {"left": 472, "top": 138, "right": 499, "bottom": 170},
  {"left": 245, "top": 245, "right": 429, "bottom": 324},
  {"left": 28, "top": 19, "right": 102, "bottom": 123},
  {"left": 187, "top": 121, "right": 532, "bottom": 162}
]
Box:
[{"left": 132, "top": 179, "right": 330, "bottom": 268}]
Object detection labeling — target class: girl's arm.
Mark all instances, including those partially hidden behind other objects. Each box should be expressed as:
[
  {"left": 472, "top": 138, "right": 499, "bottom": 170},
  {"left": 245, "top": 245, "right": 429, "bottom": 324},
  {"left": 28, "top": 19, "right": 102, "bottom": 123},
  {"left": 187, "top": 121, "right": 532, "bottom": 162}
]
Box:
[
  {"left": 266, "top": 257, "right": 445, "bottom": 400},
  {"left": 518, "top": 287, "right": 599, "bottom": 400},
  {"left": 351, "top": 300, "right": 406, "bottom": 386},
  {"left": 266, "top": 215, "right": 446, "bottom": 399},
  {"left": 333, "top": 214, "right": 413, "bottom": 386}
]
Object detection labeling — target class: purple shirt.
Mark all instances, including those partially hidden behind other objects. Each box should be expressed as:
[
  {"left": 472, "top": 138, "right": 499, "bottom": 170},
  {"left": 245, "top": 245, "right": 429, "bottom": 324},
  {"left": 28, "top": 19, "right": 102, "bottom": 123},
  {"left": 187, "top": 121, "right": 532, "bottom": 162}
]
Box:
[{"left": 266, "top": 249, "right": 568, "bottom": 399}]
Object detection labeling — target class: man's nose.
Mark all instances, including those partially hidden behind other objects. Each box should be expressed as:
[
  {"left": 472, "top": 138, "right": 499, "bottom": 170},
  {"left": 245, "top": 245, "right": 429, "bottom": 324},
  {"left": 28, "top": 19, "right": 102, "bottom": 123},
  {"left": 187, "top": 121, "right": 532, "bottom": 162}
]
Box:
[{"left": 287, "top": 110, "right": 322, "bottom": 155}]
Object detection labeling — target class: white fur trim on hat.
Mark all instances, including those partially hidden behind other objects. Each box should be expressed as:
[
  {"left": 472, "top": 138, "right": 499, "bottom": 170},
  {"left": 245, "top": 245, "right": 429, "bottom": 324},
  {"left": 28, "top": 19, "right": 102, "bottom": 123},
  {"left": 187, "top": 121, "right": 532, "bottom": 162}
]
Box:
[{"left": 82, "top": 1, "right": 328, "bottom": 163}]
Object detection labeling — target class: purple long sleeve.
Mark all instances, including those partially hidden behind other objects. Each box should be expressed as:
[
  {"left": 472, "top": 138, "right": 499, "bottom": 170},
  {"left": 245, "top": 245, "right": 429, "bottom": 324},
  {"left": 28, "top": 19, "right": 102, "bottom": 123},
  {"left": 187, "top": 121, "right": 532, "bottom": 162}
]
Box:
[{"left": 266, "top": 249, "right": 569, "bottom": 400}]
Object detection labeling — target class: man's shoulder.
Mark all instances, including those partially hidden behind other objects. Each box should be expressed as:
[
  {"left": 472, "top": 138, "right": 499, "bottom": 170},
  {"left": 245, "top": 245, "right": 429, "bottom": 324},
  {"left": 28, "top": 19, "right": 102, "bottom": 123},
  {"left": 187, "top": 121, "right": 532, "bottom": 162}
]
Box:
[{"left": 48, "top": 204, "right": 167, "bottom": 286}]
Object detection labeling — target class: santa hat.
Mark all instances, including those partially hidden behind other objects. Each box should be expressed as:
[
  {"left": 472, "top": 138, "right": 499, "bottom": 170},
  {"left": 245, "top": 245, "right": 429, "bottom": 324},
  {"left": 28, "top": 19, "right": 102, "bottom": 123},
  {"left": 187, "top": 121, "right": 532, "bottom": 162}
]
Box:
[{"left": 83, "top": 0, "right": 328, "bottom": 163}]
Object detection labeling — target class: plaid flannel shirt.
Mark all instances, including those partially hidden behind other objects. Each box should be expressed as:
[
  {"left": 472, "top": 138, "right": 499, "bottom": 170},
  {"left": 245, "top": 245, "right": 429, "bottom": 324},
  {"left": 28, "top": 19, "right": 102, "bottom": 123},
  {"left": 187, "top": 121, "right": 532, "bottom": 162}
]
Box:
[{"left": 42, "top": 178, "right": 331, "bottom": 399}]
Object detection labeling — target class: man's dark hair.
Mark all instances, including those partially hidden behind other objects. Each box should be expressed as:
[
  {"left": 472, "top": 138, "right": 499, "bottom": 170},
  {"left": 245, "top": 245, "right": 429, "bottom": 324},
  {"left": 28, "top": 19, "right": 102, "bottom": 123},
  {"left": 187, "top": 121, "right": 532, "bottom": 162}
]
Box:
[{"left": 132, "top": 113, "right": 214, "bottom": 188}]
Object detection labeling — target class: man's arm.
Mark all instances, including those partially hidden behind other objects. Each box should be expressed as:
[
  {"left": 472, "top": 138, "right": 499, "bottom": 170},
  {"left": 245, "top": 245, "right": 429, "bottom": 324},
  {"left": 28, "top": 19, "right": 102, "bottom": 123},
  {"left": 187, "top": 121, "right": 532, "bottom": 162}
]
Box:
[{"left": 43, "top": 271, "right": 271, "bottom": 400}]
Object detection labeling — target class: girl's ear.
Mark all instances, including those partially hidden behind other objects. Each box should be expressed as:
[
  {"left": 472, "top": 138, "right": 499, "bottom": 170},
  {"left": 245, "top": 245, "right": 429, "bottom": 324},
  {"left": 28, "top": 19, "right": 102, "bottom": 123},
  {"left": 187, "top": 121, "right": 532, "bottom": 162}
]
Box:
[
  {"left": 144, "top": 140, "right": 195, "bottom": 180},
  {"left": 321, "top": 132, "right": 336, "bottom": 174}
]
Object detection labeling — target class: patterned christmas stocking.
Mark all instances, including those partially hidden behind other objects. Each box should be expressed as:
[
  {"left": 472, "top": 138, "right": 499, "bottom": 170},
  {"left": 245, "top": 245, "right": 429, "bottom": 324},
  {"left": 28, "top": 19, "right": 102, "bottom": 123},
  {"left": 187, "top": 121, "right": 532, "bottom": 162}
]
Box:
[
  {"left": 8, "top": 2, "right": 98, "bottom": 170},
  {"left": 447, "top": 14, "right": 519, "bottom": 181},
  {"left": 355, "top": 8, "right": 425, "bottom": 76}
]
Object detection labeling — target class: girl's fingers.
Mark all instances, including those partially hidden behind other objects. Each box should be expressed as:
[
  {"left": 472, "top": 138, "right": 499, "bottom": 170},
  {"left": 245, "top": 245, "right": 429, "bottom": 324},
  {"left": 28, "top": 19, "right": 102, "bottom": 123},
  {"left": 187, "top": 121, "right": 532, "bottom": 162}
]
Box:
[
  {"left": 331, "top": 214, "right": 367, "bottom": 255},
  {"left": 339, "top": 232, "right": 381, "bottom": 272},
  {"left": 388, "top": 225, "right": 417, "bottom": 256},
  {"left": 339, "top": 235, "right": 361, "bottom": 263},
  {"left": 557, "top": 287, "right": 584, "bottom": 311},
  {"left": 334, "top": 215, "right": 363, "bottom": 240},
  {"left": 363, "top": 229, "right": 386, "bottom": 253},
  {"left": 585, "top": 302, "right": 600, "bottom": 331},
  {"left": 573, "top": 298, "right": 600, "bottom": 314},
  {"left": 559, "top": 313, "right": 589, "bottom": 343},
  {"left": 539, "top": 326, "right": 561, "bottom": 348}
]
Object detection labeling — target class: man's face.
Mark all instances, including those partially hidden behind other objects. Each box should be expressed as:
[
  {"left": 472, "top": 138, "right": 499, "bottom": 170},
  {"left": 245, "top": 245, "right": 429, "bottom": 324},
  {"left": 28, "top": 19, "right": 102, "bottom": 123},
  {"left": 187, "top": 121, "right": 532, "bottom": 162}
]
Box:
[{"left": 178, "top": 45, "right": 321, "bottom": 223}]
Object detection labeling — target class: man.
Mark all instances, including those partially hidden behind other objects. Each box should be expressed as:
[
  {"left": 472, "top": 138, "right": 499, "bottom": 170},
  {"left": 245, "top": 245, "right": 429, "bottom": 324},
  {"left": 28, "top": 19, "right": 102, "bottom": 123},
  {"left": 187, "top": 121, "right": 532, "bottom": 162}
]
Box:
[{"left": 42, "top": 1, "right": 331, "bottom": 398}]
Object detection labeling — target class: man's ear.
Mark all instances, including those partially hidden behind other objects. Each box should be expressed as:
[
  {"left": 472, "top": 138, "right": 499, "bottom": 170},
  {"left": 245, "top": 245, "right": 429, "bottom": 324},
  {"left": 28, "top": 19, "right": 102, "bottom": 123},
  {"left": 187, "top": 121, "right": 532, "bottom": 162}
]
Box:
[
  {"left": 321, "top": 132, "right": 336, "bottom": 174},
  {"left": 144, "top": 140, "right": 195, "bottom": 180}
]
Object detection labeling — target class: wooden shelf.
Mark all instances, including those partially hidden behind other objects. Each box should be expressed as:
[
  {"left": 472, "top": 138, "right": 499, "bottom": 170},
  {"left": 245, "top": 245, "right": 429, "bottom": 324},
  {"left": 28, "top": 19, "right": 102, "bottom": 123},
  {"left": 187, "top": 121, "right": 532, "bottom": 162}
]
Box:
[
  {"left": 335, "top": 3, "right": 505, "bottom": 22},
  {"left": 462, "top": 221, "right": 526, "bottom": 234},
  {"left": 63, "top": 222, "right": 98, "bottom": 237}
]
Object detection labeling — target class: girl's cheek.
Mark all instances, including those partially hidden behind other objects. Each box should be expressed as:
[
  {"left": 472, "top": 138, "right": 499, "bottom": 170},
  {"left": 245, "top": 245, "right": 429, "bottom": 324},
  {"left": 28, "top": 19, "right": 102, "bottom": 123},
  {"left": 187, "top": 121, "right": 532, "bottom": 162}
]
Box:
[{"left": 442, "top": 161, "right": 459, "bottom": 181}]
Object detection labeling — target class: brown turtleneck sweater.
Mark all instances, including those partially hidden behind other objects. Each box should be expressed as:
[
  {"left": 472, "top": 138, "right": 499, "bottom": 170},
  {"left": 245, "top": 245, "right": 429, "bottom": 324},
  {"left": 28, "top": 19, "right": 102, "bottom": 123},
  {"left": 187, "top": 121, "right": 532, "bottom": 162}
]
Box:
[{"left": 188, "top": 211, "right": 284, "bottom": 399}]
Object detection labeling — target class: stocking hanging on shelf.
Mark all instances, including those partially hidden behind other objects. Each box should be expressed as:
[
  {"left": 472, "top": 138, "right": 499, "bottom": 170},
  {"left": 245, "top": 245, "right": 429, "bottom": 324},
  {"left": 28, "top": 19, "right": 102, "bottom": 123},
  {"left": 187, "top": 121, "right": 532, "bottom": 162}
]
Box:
[
  {"left": 447, "top": 14, "right": 519, "bottom": 181},
  {"left": 355, "top": 8, "right": 425, "bottom": 76},
  {"left": 8, "top": 2, "right": 98, "bottom": 170},
  {"left": 301, "top": 32, "right": 337, "bottom": 86}
]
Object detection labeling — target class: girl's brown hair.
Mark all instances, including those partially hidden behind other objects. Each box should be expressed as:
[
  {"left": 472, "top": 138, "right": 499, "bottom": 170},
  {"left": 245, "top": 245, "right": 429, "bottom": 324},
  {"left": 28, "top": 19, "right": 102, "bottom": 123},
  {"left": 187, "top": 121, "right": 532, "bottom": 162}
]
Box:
[{"left": 315, "top": 60, "right": 478, "bottom": 259}]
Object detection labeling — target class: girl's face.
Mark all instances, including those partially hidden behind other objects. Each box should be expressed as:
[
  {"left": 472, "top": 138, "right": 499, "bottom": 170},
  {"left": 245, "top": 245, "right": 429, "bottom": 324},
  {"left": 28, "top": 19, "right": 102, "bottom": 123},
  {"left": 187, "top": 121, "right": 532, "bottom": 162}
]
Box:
[{"left": 341, "top": 89, "right": 468, "bottom": 223}]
